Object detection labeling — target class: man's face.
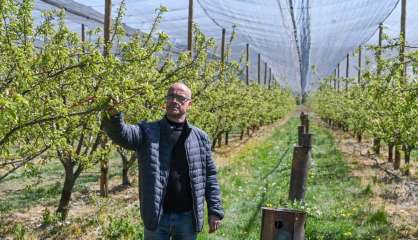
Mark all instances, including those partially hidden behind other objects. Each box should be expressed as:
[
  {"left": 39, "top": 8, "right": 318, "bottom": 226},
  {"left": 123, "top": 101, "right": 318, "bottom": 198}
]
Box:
[{"left": 165, "top": 84, "right": 192, "bottom": 119}]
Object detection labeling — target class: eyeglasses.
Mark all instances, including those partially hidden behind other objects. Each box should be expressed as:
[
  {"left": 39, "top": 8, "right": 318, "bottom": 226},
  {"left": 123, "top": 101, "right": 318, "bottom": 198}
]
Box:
[{"left": 165, "top": 94, "right": 191, "bottom": 104}]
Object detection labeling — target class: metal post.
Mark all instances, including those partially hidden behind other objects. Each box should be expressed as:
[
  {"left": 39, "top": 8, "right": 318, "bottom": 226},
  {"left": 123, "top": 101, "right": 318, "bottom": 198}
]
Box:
[
  {"left": 188, "top": 0, "right": 194, "bottom": 55},
  {"left": 261, "top": 208, "right": 306, "bottom": 240}
]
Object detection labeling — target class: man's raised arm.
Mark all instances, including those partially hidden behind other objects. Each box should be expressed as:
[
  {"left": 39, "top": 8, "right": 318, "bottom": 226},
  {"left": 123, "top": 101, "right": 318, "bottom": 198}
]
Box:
[{"left": 102, "top": 107, "right": 142, "bottom": 151}]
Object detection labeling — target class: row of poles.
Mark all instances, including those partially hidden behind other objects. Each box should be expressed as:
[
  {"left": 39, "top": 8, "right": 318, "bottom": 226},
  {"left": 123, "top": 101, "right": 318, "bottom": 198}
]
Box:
[
  {"left": 330, "top": 0, "right": 407, "bottom": 90},
  {"left": 106, "top": 0, "right": 277, "bottom": 88},
  {"left": 261, "top": 112, "right": 312, "bottom": 240}
]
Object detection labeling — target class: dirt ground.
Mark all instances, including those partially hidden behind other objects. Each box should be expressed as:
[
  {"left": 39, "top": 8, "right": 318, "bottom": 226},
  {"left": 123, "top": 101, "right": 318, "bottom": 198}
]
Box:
[{"left": 315, "top": 116, "right": 418, "bottom": 239}]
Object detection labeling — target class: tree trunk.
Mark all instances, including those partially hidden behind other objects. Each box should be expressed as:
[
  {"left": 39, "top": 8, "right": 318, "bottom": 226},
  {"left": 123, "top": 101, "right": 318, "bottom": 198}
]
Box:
[
  {"left": 356, "top": 133, "right": 362, "bottom": 143},
  {"left": 224, "top": 131, "right": 229, "bottom": 145},
  {"left": 240, "top": 129, "right": 244, "bottom": 140},
  {"left": 394, "top": 145, "right": 401, "bottom": 170},
  {"left": 373, "top": 138, "right": 381, "bottom": 155},
  {"left": 57, "top": 165, "right": 77, "bottom": 220},
  {"left": 388, "top": 142, "right": 394, "bottom": 162},
  {"left": 100, "top": 160, "right": 109, "bottom": 197},
  {"left": 217, "top": 132, "right": 222, "bottom": 148},
  {"left": 404, "top": 145, "right": 411, "bottom": 164},
  {"left": 403, "top": 145, "right": 411, "bottom": 176},
  {"left": 211, "top": 135, "right": 217, "bottom": 150}
]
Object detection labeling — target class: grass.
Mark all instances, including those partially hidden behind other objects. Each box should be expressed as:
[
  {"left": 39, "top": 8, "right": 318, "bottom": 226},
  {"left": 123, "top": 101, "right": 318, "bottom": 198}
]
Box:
[
  {"left": 0, "top": 116, "right": 400, "bottom": 239},
  {"left": 0, "top": 151, "right": 126, "bottom": 214},
  {"left": 197, "top": 116, "right": 398, "bottom": 240}
]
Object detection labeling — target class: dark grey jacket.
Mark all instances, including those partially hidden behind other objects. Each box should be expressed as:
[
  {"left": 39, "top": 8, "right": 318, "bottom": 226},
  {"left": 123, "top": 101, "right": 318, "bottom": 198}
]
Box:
[{"left": 103, "top": 113, "right": 224, "bottom": 232}]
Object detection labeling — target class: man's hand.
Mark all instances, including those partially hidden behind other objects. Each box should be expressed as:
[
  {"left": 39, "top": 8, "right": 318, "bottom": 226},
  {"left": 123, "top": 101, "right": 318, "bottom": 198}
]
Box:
[
  {"left": 208, "top": 215, "right": 221, "bottom": 233},
  {"left": 105, "top": 95, "right": 120, "bottom": 116}
]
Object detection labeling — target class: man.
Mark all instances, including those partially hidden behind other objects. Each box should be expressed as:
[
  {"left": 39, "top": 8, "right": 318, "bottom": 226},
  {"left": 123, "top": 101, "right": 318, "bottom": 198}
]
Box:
[{"left": 103, "top": 82, "right": 224, "bottom": 239}]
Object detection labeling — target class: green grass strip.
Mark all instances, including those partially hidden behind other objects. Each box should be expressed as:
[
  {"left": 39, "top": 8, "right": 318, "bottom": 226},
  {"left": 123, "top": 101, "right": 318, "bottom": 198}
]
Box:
[{"left": 198, "top": 116, "right": 398, "bottom": 240}]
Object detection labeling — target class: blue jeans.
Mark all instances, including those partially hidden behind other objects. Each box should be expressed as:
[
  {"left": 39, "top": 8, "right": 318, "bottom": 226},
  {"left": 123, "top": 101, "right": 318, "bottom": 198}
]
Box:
[{"left": 144, "top": 211, "right": 197, "bottom": 240}]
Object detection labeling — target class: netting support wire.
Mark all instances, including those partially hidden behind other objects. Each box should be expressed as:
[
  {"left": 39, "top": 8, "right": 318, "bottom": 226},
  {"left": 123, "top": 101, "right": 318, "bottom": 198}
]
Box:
[
  {"left": 104, "top": 0, "right": 111, "bottom": 57},
  {"left": 246, "top": 43, "right": 250, "bottom": 85},
  {"left": 40, "top": 0, "right": 103, "bottom": 23},
  {"left": 258, "top": 53, "right": 261, "bottom": 85},
  {"left": 288, "top": 0, "right": 303, "bottom": 95},
  {"left": 188, "top": 0, "right": 194, "bottom": 55}
]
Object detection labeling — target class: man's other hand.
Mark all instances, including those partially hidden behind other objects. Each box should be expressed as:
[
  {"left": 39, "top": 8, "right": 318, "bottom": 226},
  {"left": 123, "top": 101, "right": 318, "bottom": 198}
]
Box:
[{"left": 208, "top": 215, "right": 221, "bottom": 233}]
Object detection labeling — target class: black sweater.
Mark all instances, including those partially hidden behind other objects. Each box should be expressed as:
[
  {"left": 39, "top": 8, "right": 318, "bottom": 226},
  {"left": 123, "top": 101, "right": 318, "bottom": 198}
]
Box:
[{"left": 163, "top": 118, "right": 193, "bottom": 213}]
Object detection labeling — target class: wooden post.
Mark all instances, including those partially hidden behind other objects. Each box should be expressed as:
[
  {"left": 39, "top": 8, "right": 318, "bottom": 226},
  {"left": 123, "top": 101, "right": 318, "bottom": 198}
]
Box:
[
  {"left": 81, "top": 24, "right": 85, "bottom": 42},
  {"left": 376, "top": 23, "right": 383, "bottom": 77},
  {"left": 399, "top": 0, "right": 406, "bottom": 83},
  {"left": 345, "top": 54, "right": 349, "bottom": 90},
  {"left": 298, "top": 126, "right": 305, "bottom": 146},
  {"left": 246, "top": 43, "right": 250, "bottom": 85},
  {"left": 100, "top": 0, "right": 112, "bottom": 198},
  {"left": 103, "top": 0, "right": 111, "bottom": 57},
  {"left": 300, "top": 112, "right": 309, "bottom": 133},
  {"left": 373, "top": 24, "right": 383, "bottom": 155},
  {"left": 264, "top": 62, "right": 268, "bottom": 86},
  {"left": 337, "top": 63, "right": 340, "bottom": 91},
  {"left": 289, "top": 134, "right": 312, "bottom": 202},
  {"left": 188, "top": 0, "right": 194, "bottom": 55},
  {"left": 358, "top": 46, "right": 361, "bottom": 84},
  {"left": 333, "top": 69, "right": 337, "bottom": 89},
  {"left": 268, "top": 68, "right": 272, "bottom": 89},
  {"left": 81, "top": 24, "right": 85, "bottom": 54},
  {"left": 221, "top": 28, "right": 226, "bottom": 64},
  {"left": 258, "top": 53, "right": 261, "bottom": 84}
]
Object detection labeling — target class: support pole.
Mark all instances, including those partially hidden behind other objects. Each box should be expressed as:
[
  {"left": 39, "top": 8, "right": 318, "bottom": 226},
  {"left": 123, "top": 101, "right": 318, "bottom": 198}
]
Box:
[
  {"left": 81, "top": 24, "right": 85, "bottom": 42},
  {"left": 377, "top": 23, "right": 383, "bottom": 76},
  {"left": 337, "top": 63, "right": 340, "bottom": 91},
  {"left": 258, "top": 53, "right": 261, "bottom": 84},
  {"left": 103, "top": 0, "right": 111, "bottom": 57},
  {"left": 188, "top": 0, "right": 194, "bottom": 55},
  {"left": 345, "top": 54, "right": 349, "bottom": 90},
  {"left": 264, "top": 62, "right": 268, "bottom": 86},
  {"left": 221, "top": 28, "right": 226, "bottom": 64},
  {"left": 268, "top": 68, "right": 272, "bottom": 89},
  {"left": 100, "top": 0, "right": 112, "bottom": 198},
  {"left": 246, "top": 43, "right": 250, "bottom": 85},
  {"left": 358, "top": 46, "right": 362, "bottom": 84},
  {"left": 399, "top": 0, "right": 406, "bottom": 83}
]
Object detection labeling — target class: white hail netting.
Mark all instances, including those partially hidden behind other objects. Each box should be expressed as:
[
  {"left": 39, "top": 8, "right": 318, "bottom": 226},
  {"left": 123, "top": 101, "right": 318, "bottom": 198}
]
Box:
[{"left": 32, "top": 0, "right": 414, "bottom": 94}]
